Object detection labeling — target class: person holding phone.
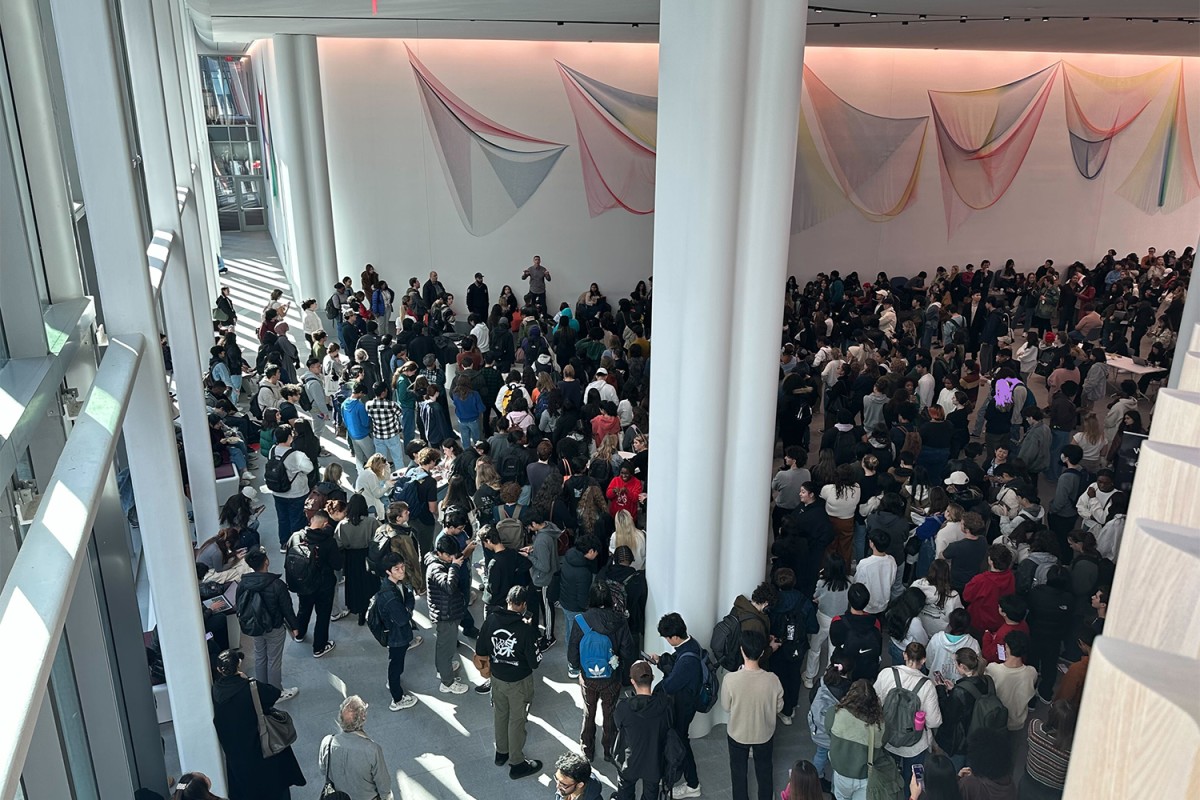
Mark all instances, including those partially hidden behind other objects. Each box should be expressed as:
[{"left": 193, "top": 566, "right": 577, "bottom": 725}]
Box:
[{"left": 907, "top": 754, "right": 963, "bottom": 799}]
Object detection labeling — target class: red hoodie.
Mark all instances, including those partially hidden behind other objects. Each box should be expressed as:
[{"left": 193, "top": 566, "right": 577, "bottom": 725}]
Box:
[
  {"left": 981, "top": 620, "right": 1029, "bottom": 663},
  {"left": 962, "top": 569, "right": 1015, "bottom": 635}
]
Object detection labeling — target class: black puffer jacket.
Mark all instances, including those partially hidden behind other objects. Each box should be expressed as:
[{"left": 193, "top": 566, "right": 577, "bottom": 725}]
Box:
[
  {"left": 613, "top": 691, "right": 672, "bottom": 779},
  {"left": 559, "top": 547, "right": 597, "bottom": 613},
  {"left": 236, "top": 571, "right": 297, "bottom": 634},
  {"left": 424, "top": 551, "right": 466, "bottom": 623}
]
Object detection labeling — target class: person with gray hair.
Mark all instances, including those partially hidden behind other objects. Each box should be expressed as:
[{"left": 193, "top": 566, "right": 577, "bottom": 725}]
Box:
[{"left": 318, "top": 695, "right": 393, "bottom": 800}]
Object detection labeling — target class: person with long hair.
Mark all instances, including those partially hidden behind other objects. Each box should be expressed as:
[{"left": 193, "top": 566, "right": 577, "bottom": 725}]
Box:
[
  {"left": 820, "top": 465, "right": 861, "bottom": 565},
  {"left": 781, "top": 759, "right": 824, "bottom": 800},
  {"left": 1071, "top": 411, "right": 1107, "bottom": 474},
  {"left": 576, "top": 483, "right": 612, "bottom": 542},
  {"left": 335, "top": 494, "right": 379, "bottom": 625},
  {"left": 933, "top": 648, "right": 993, "bottom": 765},
  {"left": 610, "top": 508, "right": 646, "bottom": 571},
  {"left": 874, "top": 642, "right": 942, "bottom": 773},
  {"left": 1106, "top": 408, "right": 1145, "bottom": 474},
  {"left": 884, "top": 588, "right": 931, "bottom": 665},
  {"left": 1021, "top": 699, "right": 1077, "bottom": 798},
  {"left": 355, "top": 452, "right": 394, "bottom": 518},
  {"left": 196, "top": 527, "right": 241, "bottom": 574},
  {"left": 826, "top": 679, "right": 886, "bottom": 799},
  {"left": 807, "top": 652, "right": 853, "bottom": 792},
  {"left": 811, "top": 448, "right": 838, "bottom": 488},
  {"left": 802, "top": 554, "right": 850, "bottom": 687},
  {"left": 911, "top": 559, "right": 964, "bottom": 638},
  {"left": 909, "top": 753, "right": 964, "bottom": 800},
  {"left": 450, "top": 374, "right": 486, "bottom": 448},
  {"left": 211, "top": 649, "right": 304, "bottom": 799}
]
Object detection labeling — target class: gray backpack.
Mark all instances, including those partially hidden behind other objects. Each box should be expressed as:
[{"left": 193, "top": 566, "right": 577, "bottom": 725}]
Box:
[{"left": 882, "top": 668, "right": 929, "bottom": 748}]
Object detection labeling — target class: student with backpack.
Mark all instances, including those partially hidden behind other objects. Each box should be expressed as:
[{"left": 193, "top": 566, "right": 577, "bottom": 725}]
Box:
[
  {"left": 828, "top": 583, "right": 883, "bottom": 682},
  {"left": 567, "top": 581, "right": 637, "bottom": 763},
  {"left": 392, "top": 447, "right": 441, "bottom": 555},
  {"left": 713, "top": 582, "right": 778, "bottom": 672},
  {"left": 807, "top": 653, "right": 854, "bottom": 794},
  {"left": 769, "top": 568, "right": 819, "bottom": 726},
  {"left": 720, "top": 629, "right": 784, "bottom": 800},
  {"left": 611, "top": 660, "right": 672, "bottom": 800},
  {"left": 933, "top": 649, "right": 1007, "bottom": 769},
  {"left": 1026, "top": 566, "right": 1074, "bottom": 703},
  {"left": 1047, "top": 445, "right": 1086, "bottom": 551},
  {"left": 284, "top": 508, "right": 342, "bottom": 658},
  {"left": 526, "top": 509, "right": 563, "bottom": 649},
  {"left": 824, "top": 679, "right": 888, "bottom": 800},
  {"left": 647, "top": 613, "right": 709, "bottom": 799},
  {"left": 369, "top": 552, "right": 419, "bottom": 711},
  {"left": 560, "top": 535, "right": 602, "bottom": 679},
  {"left": 873, "top": 641, "right": 942, "bottom": 776},
  {"left": 234, "top": 547, "right": 300, "bottom": 702},
  {"left": 266, "top": 424, "right": 316, "bottom": 551},
  {"left": 476, "top": 585, "right": 544, "bottom": 780}
]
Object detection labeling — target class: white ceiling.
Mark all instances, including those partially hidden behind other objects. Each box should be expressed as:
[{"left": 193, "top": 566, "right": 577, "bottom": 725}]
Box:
[{"left": 189, "top": 0, "right": 1200, "bottom": 55}]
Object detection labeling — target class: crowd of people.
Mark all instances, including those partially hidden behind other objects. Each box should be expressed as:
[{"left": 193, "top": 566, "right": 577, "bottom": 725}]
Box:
[{"left": 179, "top": 244, "right": 1189, "bottom": 800}]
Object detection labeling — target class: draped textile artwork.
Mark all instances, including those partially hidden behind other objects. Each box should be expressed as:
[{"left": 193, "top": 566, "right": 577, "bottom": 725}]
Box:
[
  {"left": 800, "top": 66, "right": 929, "bottom": 224},
  {"left": 1061, "top": 62, "right": 1175, "bottom": 179},
  {"left": 556, "top": 62, "right": 657, "bottom": 217},
  {"left": 407, "top": 47, "right": 566, "bottom": 236},
  {"left": 1116, "top": 63, "right": 1200, "bottom": 215},
  {"left": 791, "top": 106, "right": 854, "bottom": 233},
  {"left": 929, "top": 64, "right": 1060, "bottom": 236}
]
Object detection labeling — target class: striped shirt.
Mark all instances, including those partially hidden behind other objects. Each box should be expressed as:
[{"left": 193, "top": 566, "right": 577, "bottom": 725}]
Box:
[
  {"left": 365, "top": 398, "right": 402, "bottom": 439},
  {"left": 1025, "top": 717, "right": 1071, "bottom": 789}
]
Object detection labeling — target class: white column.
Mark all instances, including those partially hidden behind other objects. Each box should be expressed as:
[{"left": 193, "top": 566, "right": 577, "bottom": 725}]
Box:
[
  {"left": 1168, "top": 252, "right": 1200, "bottom": 388},
  {"left": 645, "top": 0, "right": 806, "bottom": 739},
  {"left": 294, "top": 35, "right": 340, "bottom": 293},
  {"left": 48, "top": 0, "right": 226, "bottom": 791},
  {"left": 718, "top": 0, "right": 808, "bottom": 604},
  {"left": 120, "top": 0, "right": 221, "bottom": 547},
  {"left": 0, "top": 0, "right": 82, "bottom": 303},
  {"left": 272, "top": 35, "right": 324, "bottom": 303}
]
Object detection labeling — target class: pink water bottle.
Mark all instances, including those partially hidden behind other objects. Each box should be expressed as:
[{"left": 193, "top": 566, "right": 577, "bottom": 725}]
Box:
[{"left": 914, "top": 711, "right": 926, "bottom": 731}]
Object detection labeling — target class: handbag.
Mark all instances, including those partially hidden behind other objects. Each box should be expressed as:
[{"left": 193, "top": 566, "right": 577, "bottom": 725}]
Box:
[
  {"left": 865, "top": 724, "right": 905, "bottom": 800},
  {"left": 248, "top": 679, "right": 298, "bottom": 758},
  {"left": 320, "top": 739, "right": 352, "bottom": 800},
  {"left": 213, "top": 306, "right": 231, "bottom": 323}
]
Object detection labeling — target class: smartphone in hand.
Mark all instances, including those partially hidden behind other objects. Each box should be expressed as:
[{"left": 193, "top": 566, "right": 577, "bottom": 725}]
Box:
[{"left": 912, "top": 764, "right": 925, "bottom": 789}]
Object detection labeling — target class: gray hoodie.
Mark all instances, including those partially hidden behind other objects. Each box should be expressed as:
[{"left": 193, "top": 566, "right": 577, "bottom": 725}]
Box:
[
  {"left": 862, "top": 392, "right": 888, "bottom": 432},
  {"left": 528, "top": 522, "right": 562, "bottom": 588}
]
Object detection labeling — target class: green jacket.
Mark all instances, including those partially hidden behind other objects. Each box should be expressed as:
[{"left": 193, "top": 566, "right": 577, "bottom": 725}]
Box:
[
  {"left": 393, "top": 374, "right": 417, "bottom": 410},
  {"left": 825, "top": 706, "right": 885, "bottom": 781}
]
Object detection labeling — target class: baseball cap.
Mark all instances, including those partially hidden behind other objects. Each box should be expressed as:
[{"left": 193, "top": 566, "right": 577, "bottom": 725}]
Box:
[
  {"left": 474, "top": 272, "right": 484, "bottom": 279},
  {"left": 630, "top": 660, "right": 654, "bottom": 684},
  {"left": 595, "top": 367, "right": 608, "bottom": 376},
  {"left": 944, "top": 471, "right": 969, "bottom": 486}
]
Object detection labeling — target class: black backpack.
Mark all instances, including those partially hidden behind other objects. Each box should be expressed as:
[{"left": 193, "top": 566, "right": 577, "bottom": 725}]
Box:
[
  {"left": 236, "top": 585, "right": 273, "bottom": 637},
  {"left": 264, "top": 447, "right": 298, "bottom": 493},
  {"left": 299, "top": 374, "right": 319, "bottom": 411},
  {"left": 365, "top": 588, "right": 391, "bottom": 647},
  {"left": 325, "top": 294, "right": 340, "bottom": 320},
  {"left": 776, "top": 600, "right": 817, "bottom": 661},
  {"left": 496, "top": 452, "right": 523, "bottom": 484},
  {"left": 284, "top": 533, "right": 321, "bottom": 595},
  {"left": 249, "top": 388, "right": 265, "bottom": 421},
  {"left": 367, "top": 529, "right": 395, "bottom": 578},
  {"left": 709, "top": 612, "right": 757, "bottom": 672},
  {"left": 961, "top": 676, "right": 1009, "bottom": 736}
]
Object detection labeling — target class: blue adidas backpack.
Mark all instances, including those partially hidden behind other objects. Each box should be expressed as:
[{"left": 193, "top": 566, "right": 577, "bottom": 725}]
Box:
[{"left": 575, "top": 614, "right": 617, "bottom": 679}]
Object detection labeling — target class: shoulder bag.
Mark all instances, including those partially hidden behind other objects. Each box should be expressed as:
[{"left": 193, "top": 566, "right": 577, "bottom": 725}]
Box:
[
  {"left": 248, "top": 679, "right": 298, "bottom": 758},
  {"left": 320, "top": 738, "right": 352, "bottom": 799},
  {"left": 865, "top": 723, "right": 904, "bottom": 800}
]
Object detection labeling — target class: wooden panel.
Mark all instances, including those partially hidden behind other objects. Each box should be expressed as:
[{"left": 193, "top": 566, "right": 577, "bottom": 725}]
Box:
[
  {"left": 1106, "top": 519, "right": 1200, "bottom": 659},
  {"left": 1126, "top": 442, "right": 1200, "bottom": 529},
  {"left": 1148, "top": 390, "right": 1200, "bottom": 446},
  {"left": 1064, "top": 638, "right": 1200, "bottom": 799},
  {"left": 1176, "top": 351, "right": 1200, "bottom": 393}
]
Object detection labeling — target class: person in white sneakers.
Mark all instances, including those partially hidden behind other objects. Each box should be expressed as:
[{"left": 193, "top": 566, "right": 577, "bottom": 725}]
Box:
[
  {"left": 425, "top": 536, "right": 470, "bottom": 695},
  {"left": 855, "top": 531, "right": 898, "bottom": 615},
  {"left": 376, "top": 552, "right": 420, "bottom": 711}
]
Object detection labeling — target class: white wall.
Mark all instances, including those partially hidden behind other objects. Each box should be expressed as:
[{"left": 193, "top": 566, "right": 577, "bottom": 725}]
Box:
[{"left": 264, "top": 39, "right": 1199, "bottom": 304}]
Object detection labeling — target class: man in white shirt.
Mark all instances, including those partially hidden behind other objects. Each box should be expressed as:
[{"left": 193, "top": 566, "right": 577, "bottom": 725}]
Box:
[
  {"left": 586, "top": 367, "right": 619, "bottom": 406},
  {"left": 470, "top": 314, "right": 490, "bottom": 355},
  {"left": 1076, "top": 470, "right": 1116, "bottom": 534},
  {"left": 855, "top": 532, "right": 897, "bottom": 614},
  {"left": 878, "top": 299, "right": 897, "bottom": 342},
  {"left": 915, "top": 361, "right": 936, "bottom": 410}
]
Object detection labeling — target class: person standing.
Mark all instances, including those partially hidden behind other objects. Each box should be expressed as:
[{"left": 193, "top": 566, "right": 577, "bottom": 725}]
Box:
[
  {"left": 235, "top": 548, "right": 300, "bottom": 701},
  {"left": 521, "top": 255, "right": 552, "bottom": 312},
  {"left": 366, "top": 381, "right": 405, "bottom": 467},
  {"left": 334, "top": 494, "right": 379, "bottom": 626},
  {"left": 422, "top": 270, "right": 447, "bottom": 311},
  {"left": 302, "top": 358, "right": 332, "bottom": 441},
  {"left": 424, "top": 536, "right": 471, "bottom": 695},
  {"left": 211, "top": 649, "right": 305, "bottom": 800},
  {"left": 721, "top": 629, "right": 784, "bottom": 800},
  {"left": 318, "top": 696, "right": 394, "bottom": 800},
  {"left": 376, "top": 552, "right": 420, "bottom": 711},
  {"left": 771, "top": 447, "right": 811, "bottom": 535},
  {"left": 647, "top": 613, "right": 705, "bottom": 798},
  {"left": 467, "top": 272, "right": 490, "bottom": 319},
  {"left": 825, "top": 680, "right": 886, "bottom": 800},
  {"left": 526, "top": 509, "right": 563, "bottom": 649},
  {"left": 267, "top": 424, "right": 315, "bottom": 551},
  {"left": 873, "top": 643, "right": 942, "bottom": 775},
  {"left": 340, "top": 382, "right": 374, "bottom": 467},
  {"left": 612, "top": 660, "right": 671, "bottom": 800},
  {"left": 984, "top": 630, "right": 1039, "bottom": 735},
  {"left": 477, "top": 585, "right": 544, "bottom": 780},
  {"left": 286, "top": 508, "right": 342, "bottom": 658},
  {"left": 567, "top": 581, "right": 638, "bottom": 763}
]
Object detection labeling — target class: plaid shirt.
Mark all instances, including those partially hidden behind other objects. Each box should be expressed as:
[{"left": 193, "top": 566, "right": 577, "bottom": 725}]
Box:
[{"left": 365, "top": 398, "right": 402, "bottom": 439}]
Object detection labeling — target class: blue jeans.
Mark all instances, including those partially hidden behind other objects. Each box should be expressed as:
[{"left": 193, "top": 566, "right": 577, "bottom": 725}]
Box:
[
  {"left": 812, "top": 745, "right": 829, "bottom": 779},
  {"left": 915, "top": 538, "right": 936, "bottom": 581},
  {"left": 1047, "top": 429, "right": 1071, "bottom": 480},
  {"left": 226, "top": 444, "right": 247, "bottom": 473},
  {"left": 401, "top": 405, "right": 416, "bottom": 463},
  {"left": 228, "top": 373, "right": 242, "bottom": 404},
  {"left": 273, "top": 494, "right": 308, "bottom": 548},
  {"left": 458, "top": 417, "right": 482, "bottom": 448},
  {"left": 853, "top": 522, "right": 868, "bottom": 563},
  {"left": 374, "top": 434, "right": 405, "bottom": 466}
]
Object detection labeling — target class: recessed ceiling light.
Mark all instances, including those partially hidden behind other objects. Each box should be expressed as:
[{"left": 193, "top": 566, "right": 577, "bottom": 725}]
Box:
[
  {"left": 1042, "top": 17, "right": 1049, "bottom": 22},
  {"left": 1003, "top": 16, "right": 1011, "bottom": 21},
  {"left": 918, "top": 14, "right": 927, "bottom": 20},
  {"left": 870, "top": 13, "right": 878, "bottom": 18}
]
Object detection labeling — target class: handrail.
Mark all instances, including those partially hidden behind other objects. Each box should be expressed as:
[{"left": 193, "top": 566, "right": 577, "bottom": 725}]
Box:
[{"left": 0, "top": 334, "right": 144, "bottom": 799}]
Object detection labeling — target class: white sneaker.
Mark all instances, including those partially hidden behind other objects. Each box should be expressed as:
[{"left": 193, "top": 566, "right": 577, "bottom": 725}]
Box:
[
  {"left": 330, "top": 610, "right": 349, "bottom": 622},
  {"left": 802, "top": 676, "right": 814, "bottom": 689},
  {"left": 673, "top": 784, "right": 702, "bottom": 798},
  {"left": 439, "top": 679, "right": 469, "bottom": 695},
  {"left": 278, "top": 687, "right": 299, "bottom": 702},
  {"left": 389, "top": 694, "right": 418, "bottom": 711},
  {"left": 408, "top": 635, "right": 424, "bottom": 650},
  {"left": 778, "top": 711, "right": 793, "bottom": 725}
]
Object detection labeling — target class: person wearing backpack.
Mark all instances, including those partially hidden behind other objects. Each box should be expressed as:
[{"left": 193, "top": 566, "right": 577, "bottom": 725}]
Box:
[
  {"left": 560, "top": 534, "right": 601, "bottom": 679},
  {"left": 234, "top": 547, "right": 299, "bottom": 701},
  {"left": 824, "top": 679, "right": 887, "bottom": 800},
  {"left": 807, "top": 653, "right": 854, "bottom": 793},
  {"left": 372, "top": 552, "right": 419, "bottom": 711},
  {"left": 526, "top": 509, "right": 563, "bottom": 649},
  {"left": 768, "top": 568, "right": 819, "bottom": 726},
  {"left": 424, "top": 536, "right": 471, "bottom": 695},
  {"left": 720, "top": 629, "right": 784, "bottom": 800},
  {"left": 476, "top": 585, "right": 544, "bottom": 780},
  {"left": 266, "top": 424, "right": 316, "bottom": 551},
  {"left": 369, "top": 501, "right": 426, "bottom": 596},
  {"left": 567, "top": 581, "right": 637, "bottom": 763},
  {"left": 1026, "top": 566, "right": 1074, "bottom": 704},
  {"left": 1015, "top": 531, "right": 1060, "bottom": 596},
  {"left": 872, "top": 642, "right": 942, "bottom": 775},
  {"left": 1047, "top": 445, "right": 1085, "bottom": 551},
  {"left": 933, "top": 649, "right": 1006, "bottom": 768},
  {"left": 612, "top": 660, "right": 672, "bottom": 800},
  {"left": 285, "top": 508, "right": 343, "bottom": 658},
  {"left": 647, "top": 612, "right": 705, "bottom": 798},
  {"left": 828, "top": 583, "right": 883, "bottom": 682},
  {"left": 395, "top": 447, "right": 442, "bottom": 555}
]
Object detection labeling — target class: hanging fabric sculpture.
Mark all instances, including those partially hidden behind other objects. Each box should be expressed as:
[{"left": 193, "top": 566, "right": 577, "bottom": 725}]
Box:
[
  {"left": 1061, "top": 61, "right": 1174, "bottom": 180},
  {"left": 556, "top": 62, "right": 657, "bottom": 216},
  {"left": 407, "top": 46, "right": 566, "bottom": 236},
  {"left": 1116, "top": 62, "right": 1200, "bottom": 215},
  {"left": 791, "top": 106, "right": 853, "bottom": 233},
  {"left": 929, "top": 64, "right": 1059, "bottom": 236},
  {"left": 800, "top": 66, "right": 929, "bottom": 224}
]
